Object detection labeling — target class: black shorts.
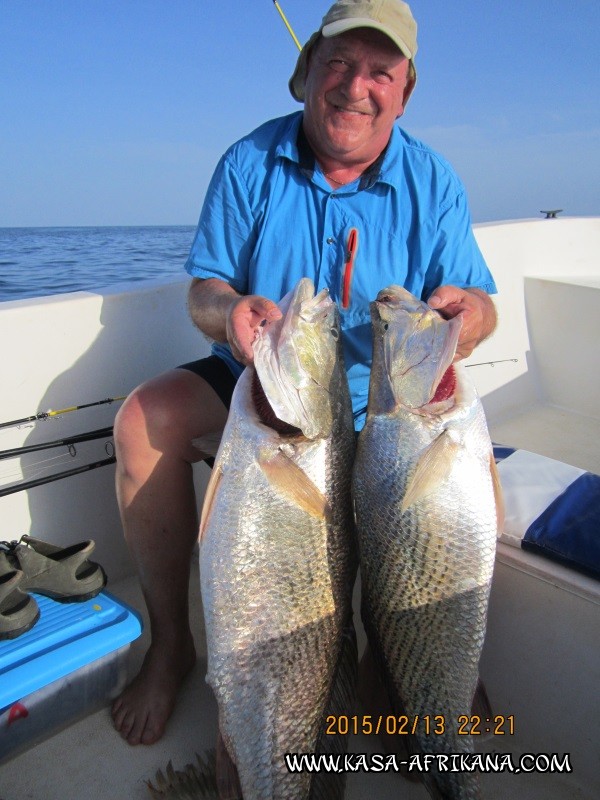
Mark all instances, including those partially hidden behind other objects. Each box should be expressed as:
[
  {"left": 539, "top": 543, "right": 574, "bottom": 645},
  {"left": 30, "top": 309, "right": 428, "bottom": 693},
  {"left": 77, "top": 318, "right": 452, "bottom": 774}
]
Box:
[
  {"left": 177, "top": 355, "right": 238, "bottom": 467},
  {"left": 177, "top": 354, "right": 238, "bottom": 410}
]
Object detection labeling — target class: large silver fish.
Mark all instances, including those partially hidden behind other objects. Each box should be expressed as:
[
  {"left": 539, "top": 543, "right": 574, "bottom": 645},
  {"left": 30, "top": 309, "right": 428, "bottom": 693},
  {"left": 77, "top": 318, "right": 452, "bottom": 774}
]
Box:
[
  {"left": 199, "top": 278, "right": 357, "bottom": 800},
  {"left": 353, "top": 286, "right": 502, "bottom": 799}
]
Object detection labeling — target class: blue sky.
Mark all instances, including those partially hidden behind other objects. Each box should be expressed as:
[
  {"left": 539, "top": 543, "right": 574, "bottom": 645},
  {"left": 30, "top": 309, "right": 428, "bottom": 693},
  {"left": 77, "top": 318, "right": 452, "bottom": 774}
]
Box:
[{"left": 1, "top": 0, "right": 598, "bottom": 227}]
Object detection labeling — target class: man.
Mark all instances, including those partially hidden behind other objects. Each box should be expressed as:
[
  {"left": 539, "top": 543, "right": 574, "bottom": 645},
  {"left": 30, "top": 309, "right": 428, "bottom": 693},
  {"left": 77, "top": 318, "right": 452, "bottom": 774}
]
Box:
[{"left": 112, "top": 0, "right": 497, "bottom": 748}]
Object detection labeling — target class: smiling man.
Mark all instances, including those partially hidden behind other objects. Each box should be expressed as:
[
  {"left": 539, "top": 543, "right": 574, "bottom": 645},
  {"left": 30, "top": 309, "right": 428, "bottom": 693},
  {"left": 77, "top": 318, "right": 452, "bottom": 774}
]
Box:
[
  {"left": 302, "top": 28, "right": 414, "bottom": 179},
  {"left": 112, "top": 1, "right": 497, "bottom": 779}
]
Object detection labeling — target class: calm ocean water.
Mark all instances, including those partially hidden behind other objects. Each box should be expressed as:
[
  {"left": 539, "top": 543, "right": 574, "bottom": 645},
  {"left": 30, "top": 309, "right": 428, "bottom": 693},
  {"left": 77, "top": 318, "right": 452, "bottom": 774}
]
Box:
[{"left": 0, "top": 225, "right": 197, "bottom": 302}]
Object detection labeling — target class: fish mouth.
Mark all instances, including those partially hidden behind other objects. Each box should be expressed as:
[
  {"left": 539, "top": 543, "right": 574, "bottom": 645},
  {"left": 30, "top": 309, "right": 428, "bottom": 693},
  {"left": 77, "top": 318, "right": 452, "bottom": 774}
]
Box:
[
  {"left": 374, "top": 286, "right": 462, "bottom": 409},
  {"left": 250, "top": 370, "right": 302, "bottom": 436},
  {"left": 253, "top": 279, "right": 336, "bottom": 439},
  {"left": 429, "top": 364, "right": 457, "bottom": 404}
]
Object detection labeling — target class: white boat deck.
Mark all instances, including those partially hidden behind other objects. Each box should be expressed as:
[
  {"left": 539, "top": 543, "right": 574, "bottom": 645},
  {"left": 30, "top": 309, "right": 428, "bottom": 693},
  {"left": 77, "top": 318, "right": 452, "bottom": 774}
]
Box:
[
  {"left": 489, "top": 403, "right": 600, "bottom": 475},
  {"left": 0, "top": 561, "right": 591, "bottom": 800}
]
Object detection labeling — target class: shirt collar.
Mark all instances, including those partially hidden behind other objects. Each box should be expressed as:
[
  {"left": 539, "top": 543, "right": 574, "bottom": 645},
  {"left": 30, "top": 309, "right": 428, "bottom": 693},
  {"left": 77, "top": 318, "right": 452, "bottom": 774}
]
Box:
[{"left": 275, "top": 112, "right": 401, "bottom": 190}]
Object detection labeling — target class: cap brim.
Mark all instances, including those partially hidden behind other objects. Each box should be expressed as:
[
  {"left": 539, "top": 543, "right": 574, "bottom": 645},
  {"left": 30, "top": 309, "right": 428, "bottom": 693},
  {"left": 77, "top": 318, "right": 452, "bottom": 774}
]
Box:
[
  {"left": 288, "top": 31, "right": 321, "bottom": 103},
  {"left": 322, "top": 18, "right": 415, "bottom": 60}
]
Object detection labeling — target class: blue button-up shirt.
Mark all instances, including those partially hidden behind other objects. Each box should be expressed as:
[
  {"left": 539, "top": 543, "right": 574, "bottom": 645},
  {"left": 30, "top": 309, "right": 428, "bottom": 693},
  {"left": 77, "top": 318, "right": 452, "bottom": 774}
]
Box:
[{"left": 185, "top": 111, "right": 496, "bottom": 429}]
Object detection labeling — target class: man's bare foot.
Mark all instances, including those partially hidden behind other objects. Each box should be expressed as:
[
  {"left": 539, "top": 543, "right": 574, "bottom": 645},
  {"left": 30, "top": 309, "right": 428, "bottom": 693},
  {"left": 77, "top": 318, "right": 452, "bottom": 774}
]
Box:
[{"left": 111, "top": 635, "right": 197, "bottom": 745}]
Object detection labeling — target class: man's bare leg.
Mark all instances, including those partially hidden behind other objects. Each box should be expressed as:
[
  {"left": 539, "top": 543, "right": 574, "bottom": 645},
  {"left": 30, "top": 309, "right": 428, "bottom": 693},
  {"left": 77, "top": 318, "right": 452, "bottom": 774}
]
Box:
[{"left": 111, "top": 368, "right": 229, "bottom": 745}]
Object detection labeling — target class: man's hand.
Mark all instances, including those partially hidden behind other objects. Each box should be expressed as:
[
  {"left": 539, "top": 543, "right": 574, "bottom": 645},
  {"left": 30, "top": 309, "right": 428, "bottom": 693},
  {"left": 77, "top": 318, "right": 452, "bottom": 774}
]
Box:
[
  {"left": 188, "top": 279, "right": 282, "bottom": 365},
  {"left": 226, "top": 295, "right": 282, "bottom": 365},
  {"left": 427, "top": 286, "right": 497, "bottom": 360}
]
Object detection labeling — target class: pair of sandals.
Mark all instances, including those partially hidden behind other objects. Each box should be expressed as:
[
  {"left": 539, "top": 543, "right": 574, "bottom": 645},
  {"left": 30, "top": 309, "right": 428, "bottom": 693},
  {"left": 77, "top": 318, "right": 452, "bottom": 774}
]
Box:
[{"left": 0, "top": 536, "right": 107, "bottom": 640}]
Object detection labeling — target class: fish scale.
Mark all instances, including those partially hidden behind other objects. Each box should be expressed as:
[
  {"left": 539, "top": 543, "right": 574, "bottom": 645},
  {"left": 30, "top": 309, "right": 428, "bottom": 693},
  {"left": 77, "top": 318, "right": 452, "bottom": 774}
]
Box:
[{"left": 353, "top": 286, "right": 500, "bottom": 800}]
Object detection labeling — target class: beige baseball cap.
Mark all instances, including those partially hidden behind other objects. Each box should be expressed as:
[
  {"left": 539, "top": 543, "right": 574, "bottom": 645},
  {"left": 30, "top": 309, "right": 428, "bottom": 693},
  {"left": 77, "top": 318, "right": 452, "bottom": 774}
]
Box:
[{"left": 289, "top": 0, "right": 418, "bottom": 103}]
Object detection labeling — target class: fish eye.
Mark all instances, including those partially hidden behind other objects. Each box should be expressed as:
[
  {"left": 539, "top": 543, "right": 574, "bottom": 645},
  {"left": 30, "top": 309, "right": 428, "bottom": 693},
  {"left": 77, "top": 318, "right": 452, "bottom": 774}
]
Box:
[
  {"left": 382, "top": 322, "right": 389, "bottom": 331},
  {"left": 330, "top": 327, "right": 339, "bottom": 340}
]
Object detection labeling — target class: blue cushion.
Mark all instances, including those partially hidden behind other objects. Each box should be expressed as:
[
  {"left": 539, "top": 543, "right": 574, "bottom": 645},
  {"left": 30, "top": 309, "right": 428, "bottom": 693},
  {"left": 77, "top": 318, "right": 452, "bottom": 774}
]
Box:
[
  {"left": 493, "top": 444, "right": 516, "bottom": 463},
  {"left": 522, "top": 472, "right": 600, "bottom": 580}
]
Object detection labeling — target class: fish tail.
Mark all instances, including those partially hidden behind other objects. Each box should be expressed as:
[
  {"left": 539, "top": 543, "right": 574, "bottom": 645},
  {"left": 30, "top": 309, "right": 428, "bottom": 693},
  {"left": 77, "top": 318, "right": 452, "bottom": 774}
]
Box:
[{"left": 146, "top": 750, "right": 219, "bottom": 799}]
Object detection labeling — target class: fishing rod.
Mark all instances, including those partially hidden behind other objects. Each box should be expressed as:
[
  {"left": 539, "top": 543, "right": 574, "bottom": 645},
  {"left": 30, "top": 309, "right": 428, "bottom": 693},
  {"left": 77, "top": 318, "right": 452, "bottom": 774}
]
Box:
[
  {"left": 272, "top": 0, "right": 302, "bottom": 50},
  {"left": 465, "top": 359, "right": 518, "bottom": 368},
  {"left": 0, "top": 427, "right": 114, "bottom": 461},
  {"left": 0, "top": 455, "right": 116, "bottom": 498},
  {"left": 0, "top": 396, "right": 126, "bottom": 431}
]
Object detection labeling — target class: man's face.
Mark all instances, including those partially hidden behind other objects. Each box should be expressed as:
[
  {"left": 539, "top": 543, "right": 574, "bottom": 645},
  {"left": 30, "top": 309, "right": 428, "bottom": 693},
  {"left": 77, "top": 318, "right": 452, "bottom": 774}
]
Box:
[{"left": 303, "top": 28, "right": 412, "bottom": 166}]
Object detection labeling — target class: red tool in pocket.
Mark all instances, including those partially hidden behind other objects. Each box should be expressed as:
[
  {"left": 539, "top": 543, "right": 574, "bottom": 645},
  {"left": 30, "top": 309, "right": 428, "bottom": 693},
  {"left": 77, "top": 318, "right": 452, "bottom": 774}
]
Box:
[{"left": 341, "top": 227, "right": 359, "bottom": 310}]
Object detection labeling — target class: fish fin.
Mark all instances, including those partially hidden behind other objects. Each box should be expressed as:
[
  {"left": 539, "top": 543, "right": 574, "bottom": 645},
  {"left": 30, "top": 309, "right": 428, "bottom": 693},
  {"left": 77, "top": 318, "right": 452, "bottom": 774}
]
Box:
[
  {"left": 401, "top": 431, "right": 460, "bottom": 512},
  {"left": 489, "top": 451, "right": 505, "bottom": 534},
  {"left": 260, "top": 450, "right": 330, "bottom": 518},
  {"left": 191, "top": 430, "right": 223, "bottom": 458},
  {"left": 216, "top": 732, "right": 242, "bottom": 800},
  {"left": 199, "top": 464, "right": 223, "bottom": 541}
]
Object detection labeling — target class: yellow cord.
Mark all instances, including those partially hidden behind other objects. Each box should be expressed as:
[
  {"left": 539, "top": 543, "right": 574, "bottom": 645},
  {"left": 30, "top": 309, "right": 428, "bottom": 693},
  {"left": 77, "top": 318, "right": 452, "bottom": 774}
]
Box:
[{"left": 273, "top": 1, "right": 302, "bottom": 51}]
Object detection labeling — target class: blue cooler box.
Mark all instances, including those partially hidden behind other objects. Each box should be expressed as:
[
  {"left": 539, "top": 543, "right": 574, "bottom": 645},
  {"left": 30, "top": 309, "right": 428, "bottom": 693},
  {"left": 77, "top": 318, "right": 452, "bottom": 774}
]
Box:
[{"left": 0, "top": 590, "right": 142, "bottom": 764}]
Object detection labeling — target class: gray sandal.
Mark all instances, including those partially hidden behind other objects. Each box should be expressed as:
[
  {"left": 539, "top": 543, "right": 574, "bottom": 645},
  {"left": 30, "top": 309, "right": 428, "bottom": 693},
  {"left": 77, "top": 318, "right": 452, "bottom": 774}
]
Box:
[
  {"left": 0, "top": 551, "right": 40, "bottom": 640},
  {"left": 1, "top": 535, "right": 107, "bottom": 603}
]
